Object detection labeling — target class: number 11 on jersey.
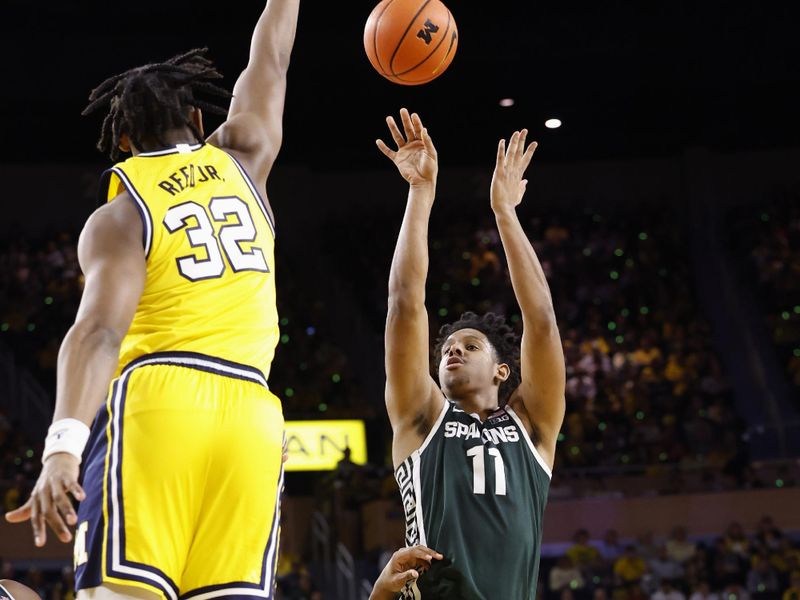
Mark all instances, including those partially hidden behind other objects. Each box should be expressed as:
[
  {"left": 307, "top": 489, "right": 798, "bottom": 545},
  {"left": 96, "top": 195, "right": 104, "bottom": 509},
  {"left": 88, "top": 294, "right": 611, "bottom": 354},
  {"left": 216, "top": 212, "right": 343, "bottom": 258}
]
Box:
[{"left": 466, "top": 446, "right": 507, "bottom": 496}]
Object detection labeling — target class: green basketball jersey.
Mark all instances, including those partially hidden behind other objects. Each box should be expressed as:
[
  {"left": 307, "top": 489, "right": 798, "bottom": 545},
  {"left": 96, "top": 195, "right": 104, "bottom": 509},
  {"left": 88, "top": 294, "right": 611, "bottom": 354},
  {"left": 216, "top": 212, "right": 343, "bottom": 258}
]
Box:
[{"left": 395, "top": 400, "right": 551, "bottom": 600}]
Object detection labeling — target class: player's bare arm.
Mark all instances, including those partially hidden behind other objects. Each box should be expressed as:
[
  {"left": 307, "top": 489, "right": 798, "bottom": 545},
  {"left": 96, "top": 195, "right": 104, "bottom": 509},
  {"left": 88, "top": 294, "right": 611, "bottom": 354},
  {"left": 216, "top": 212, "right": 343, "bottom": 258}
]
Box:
[
  {"left": 207, "top": 0, "right": 301, "bottom": 186},
  {"left": 370, "top": 545, "right": 443, "bottom": 600},
  {"left": 5, "top": 196, "right": 146, "bottom": 547},
  {"left": 377, "top": 109, "right": 446, "bottom": 467},
  {"left": 491, "top": 131, "right": 566, "bottom": 469}
]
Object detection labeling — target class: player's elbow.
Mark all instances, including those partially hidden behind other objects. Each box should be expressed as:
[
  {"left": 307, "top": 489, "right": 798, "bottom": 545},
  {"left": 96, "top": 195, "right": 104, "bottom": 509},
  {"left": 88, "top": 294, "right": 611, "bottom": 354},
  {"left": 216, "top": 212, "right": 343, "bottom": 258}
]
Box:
[
  {"left": 387, "top": 290, "right": 425, "bottom": 316},
  {"left": 274, "top": 49, "right": 292, "bottom": 72},
  {"left": 524, "top": 307, "right": 558, "bottom": 335},
  {"left": 65, "top": 319, "right": 126, "bottom": 355}
]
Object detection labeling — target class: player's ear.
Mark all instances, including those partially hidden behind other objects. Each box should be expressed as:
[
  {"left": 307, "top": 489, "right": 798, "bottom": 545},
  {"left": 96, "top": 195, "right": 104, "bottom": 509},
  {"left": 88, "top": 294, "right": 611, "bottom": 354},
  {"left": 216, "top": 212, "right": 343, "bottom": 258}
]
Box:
[
  {"left": 118, "top": 133, "right": 132, "bottom": 154},
  {"left": 495, "top": 363, "right": 510, "bottom": 383},
  {"left": 191, "top": 107, "right": 205, "bottom": 139}
]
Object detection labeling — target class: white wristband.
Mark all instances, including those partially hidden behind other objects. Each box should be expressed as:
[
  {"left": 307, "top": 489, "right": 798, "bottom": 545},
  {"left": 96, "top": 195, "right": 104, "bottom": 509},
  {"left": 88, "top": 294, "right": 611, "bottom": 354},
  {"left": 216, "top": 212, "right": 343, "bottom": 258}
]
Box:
[{"left": 42, "top": 418, "right": 91, "bottom": 464}]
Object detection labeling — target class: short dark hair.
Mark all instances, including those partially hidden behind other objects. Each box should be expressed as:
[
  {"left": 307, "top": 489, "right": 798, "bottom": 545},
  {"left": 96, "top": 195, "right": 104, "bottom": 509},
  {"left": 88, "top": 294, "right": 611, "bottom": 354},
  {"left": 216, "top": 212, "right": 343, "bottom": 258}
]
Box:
[
  {"left": 82, "top": 48, "right": 232, "bottom": 160},
  {"left": 433, "top": 311, "right": 521, "bottom": 406}
]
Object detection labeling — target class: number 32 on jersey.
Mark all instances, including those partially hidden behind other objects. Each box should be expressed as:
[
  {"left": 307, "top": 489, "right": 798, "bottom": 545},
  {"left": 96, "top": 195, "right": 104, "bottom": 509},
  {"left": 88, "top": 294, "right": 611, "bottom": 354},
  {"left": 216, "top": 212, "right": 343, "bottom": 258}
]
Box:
[{"left": 163, "top": 195, "right": 270, "bottom": 281}]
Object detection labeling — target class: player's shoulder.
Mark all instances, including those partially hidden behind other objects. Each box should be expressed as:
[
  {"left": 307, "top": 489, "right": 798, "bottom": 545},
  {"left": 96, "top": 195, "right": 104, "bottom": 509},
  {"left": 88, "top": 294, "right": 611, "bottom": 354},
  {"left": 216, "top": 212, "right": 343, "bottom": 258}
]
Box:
[
  {"left": 86, "top": 190, "right": 140, "bottom": 231},
  {"left": 79, "top": 192, "right": 144, "bottom": 260}
]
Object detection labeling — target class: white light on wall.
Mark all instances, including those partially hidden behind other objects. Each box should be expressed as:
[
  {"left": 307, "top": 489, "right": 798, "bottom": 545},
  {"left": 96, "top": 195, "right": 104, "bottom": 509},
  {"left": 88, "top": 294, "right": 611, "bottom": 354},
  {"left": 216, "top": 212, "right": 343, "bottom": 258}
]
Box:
[
  {"left": 499, "top": 98, "right": 515, "bottom": 107},
  {"left": 545, "top": 118, "right": 562, "bottom": 129}
]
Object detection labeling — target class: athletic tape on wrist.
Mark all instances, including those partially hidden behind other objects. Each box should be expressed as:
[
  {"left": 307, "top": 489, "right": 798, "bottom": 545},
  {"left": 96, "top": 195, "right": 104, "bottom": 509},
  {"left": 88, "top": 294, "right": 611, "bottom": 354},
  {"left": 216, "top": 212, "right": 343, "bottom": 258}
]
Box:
[{"left": 42, "top": 418, "right": 91, "bottom": 464}]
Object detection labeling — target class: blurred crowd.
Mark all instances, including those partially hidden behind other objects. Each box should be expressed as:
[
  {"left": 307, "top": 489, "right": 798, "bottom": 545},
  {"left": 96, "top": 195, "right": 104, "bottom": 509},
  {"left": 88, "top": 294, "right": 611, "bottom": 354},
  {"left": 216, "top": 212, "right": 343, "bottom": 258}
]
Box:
[
  {"left": 727, "top": 198, "right": 800, "bottom": 395},
  {"left": 0, "top": 232, "right": 365, "bottom": 420},
  {"left": 328, "top": 202, "right": 747, "bottom": 486},
  {"left": 545, "top": 517, "right": 800, "bottom": 600},
  {"left": 0, "top": 408, "right": 38, "bottom": 513}
]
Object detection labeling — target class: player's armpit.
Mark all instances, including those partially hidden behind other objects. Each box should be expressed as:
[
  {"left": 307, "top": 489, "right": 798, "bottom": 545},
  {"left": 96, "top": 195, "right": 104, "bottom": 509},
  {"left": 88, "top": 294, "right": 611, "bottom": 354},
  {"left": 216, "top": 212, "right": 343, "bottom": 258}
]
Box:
[{"left": 384, "top": 302, "right": 444, "bottom": 466}]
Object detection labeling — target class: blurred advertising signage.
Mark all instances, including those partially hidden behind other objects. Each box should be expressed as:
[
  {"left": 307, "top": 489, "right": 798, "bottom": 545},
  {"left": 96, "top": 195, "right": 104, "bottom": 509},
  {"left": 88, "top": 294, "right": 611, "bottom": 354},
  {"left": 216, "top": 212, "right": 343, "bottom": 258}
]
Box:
[{"left": 284, "top": 420, "right": 367, "bottom": 471}]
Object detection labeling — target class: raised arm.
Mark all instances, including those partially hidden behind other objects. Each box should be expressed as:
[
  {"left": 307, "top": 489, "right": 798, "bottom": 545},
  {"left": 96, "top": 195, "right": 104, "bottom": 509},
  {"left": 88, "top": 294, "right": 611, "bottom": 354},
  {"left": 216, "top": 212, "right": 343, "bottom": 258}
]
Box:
[
  {"left": 208, "top": 0, "right": 301, "bottom": 181},
  {"left": 5, "top": 196, "right": 145, "bottom": 546},
  {"left": 490, "top": 131, "right": 565, "bottom": 466},
  {"left": 376, "top": 109, "right": 445, "bottom": 466}
]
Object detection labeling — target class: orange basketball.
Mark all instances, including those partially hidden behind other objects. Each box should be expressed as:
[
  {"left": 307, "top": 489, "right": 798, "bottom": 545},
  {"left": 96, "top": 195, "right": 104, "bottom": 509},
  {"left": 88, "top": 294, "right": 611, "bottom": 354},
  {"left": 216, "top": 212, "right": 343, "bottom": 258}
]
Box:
[{"left": 364, "top": 0, "right": 459, "bottom": 85}]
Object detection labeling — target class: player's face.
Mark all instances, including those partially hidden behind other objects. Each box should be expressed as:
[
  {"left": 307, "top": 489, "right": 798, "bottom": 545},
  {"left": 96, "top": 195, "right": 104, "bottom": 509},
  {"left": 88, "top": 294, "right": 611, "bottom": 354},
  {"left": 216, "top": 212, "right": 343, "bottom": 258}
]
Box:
[{"left": 438, "top": 328, "right": 507, "bottom": 398}]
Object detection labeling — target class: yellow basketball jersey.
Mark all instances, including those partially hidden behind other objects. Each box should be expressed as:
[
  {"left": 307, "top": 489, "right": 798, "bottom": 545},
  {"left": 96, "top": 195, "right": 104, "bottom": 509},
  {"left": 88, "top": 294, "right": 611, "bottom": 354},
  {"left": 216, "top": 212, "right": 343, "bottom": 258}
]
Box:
[{"left": 100, "top": 142, "right": 279, "bottom": 381}]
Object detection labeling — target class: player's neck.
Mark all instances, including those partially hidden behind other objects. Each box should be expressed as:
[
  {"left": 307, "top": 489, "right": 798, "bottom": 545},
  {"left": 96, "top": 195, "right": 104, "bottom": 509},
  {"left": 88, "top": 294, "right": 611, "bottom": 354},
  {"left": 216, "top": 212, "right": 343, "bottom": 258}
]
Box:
[
  {"left": 452, "top": 392, "right": 500, "bottom": 422},
  {"left": 131, "top": 128, "right": 201, "bottom": 155}
]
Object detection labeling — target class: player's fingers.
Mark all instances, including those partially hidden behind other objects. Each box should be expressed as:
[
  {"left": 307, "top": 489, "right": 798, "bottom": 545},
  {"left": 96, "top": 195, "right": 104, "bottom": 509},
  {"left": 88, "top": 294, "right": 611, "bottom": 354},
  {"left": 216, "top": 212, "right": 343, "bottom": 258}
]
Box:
[
  {"left": 507, "top": 130, "right": 521, "bottom": 161},
  {"left": 400, "top": 108, "right": 416, "bottom": 141},
  {"left": 41, "top": 485, "right": 72, "bottom": 543},
  {"left": 376, "top": 139, "right": 397, "bottom": 161},
  {"left": 496, "top": 139, "right": 506, "bottom": 172},
  {"left": 411, "top": 112, "right": 424, "bottom": 139},
  {"left": 67, "top": 480, "right": 87, "bottom": 503},
  {"left": 521, "top": 141, "right": 538, "bottom": 170},
  {"left": 421, "top": 128, "right": 437, "bottom": 158},
  {"left": 54, "top": 479, "right": 79, "bottom": 526},
  {"left": 386, "top": 116, "right": 405, "bottom": 147},
  {"left": 30, "top": 496, "right": 46, "bottom": 547},
  {"left": 391, "top": 569, "right": 420, "bottom": 590},
  {"left": 517, "top": 129, "right": 529, "bottom": 159},
  {"left": 5, "top": 497, "right": 33, "bottom": 523},
  {"left": 410, "top": 545, "right": 444, "bottom": 561}
]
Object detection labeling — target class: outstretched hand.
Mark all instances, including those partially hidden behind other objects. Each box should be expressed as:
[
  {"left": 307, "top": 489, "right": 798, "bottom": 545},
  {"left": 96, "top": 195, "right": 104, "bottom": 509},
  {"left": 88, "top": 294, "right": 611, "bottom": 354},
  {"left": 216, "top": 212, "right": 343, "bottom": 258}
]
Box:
[
  {"left": 370, "top": 545, "right": 444, "bottom": 600},
  {"left": 376, "top": 108, "right": 438, "bottom": 187},
  {"left": 491, "top": 129, "right": 537, "bottom": 213},
  {"left": 5, "top": 453, "right": 85, "bottom": 547}
]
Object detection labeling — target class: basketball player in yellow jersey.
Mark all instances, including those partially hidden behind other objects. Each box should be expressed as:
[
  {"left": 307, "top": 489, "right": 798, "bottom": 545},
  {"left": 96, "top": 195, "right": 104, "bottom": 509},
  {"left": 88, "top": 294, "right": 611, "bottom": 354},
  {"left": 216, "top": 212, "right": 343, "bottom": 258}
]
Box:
[{"left": 5, "top": 2, "right": 301, "bottom": 599}]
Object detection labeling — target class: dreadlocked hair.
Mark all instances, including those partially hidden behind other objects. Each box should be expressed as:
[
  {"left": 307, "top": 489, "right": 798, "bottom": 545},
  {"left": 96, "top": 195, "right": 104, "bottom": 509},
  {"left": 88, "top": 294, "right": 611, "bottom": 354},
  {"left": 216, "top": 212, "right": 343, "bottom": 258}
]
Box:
[
  {"left": 82, "top": 48, "right": 232, "bottom": 160},
  {"left": 433, "top": 311, "right": 521, "bottom": 406}
]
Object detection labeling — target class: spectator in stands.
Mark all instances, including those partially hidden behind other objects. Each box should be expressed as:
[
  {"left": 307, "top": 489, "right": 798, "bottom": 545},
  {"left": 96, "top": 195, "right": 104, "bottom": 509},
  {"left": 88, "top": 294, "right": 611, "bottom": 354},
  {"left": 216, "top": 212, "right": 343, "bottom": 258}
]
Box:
[
  {"left": 3, "top": 474, "right": 25, "bottom": 512},
  {"left": 725, "top": 522, "right": 751, "bottom": 557},
  {"left": 783, "top": 573, "right": 800, "bottom": 600},
  {"left": 550, "top": 557, "right": 586, "bottom": 593},
  {"left": 713, "top": 538, "right": 747, "bottom": 589},
  {"left": 689, "top": 582, "right": 719, "bottom": 600},
  {"left": 638, "top": 532, "right": 660, "bottom": 561},
  {"left": 652, "top": 580, "right": 686, "bottom": 600},
  {"left": 650, "top": 546, "right": 685, "bottom": 586},
  {"left": 600, "top": 529, "right": 625, "bottom": 563},
  {"left": 567, "top": 530, "right": 603, "bottom": 575},
  {"left": 594, "top": 588, "right": 610, "bottom": 600},
  {"left": 755, "top": 517, "right": 783, "bottom": 551},
  {"left": 722, "top": 581, "right": 751, "bottom": 600},
  {"left": 746, "top": 557, "right": 780, "bottom": 600},
  {"left": 667, "top": 527, "right": 697, "bottom": 564},
  {"left": 615, "top": 546, "right": 649, "bottom": 586}
]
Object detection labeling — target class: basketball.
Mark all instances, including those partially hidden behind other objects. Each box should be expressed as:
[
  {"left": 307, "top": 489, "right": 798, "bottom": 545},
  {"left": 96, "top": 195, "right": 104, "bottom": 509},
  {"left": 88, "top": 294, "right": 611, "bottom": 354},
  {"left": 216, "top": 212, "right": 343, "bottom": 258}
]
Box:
[
  {"left": 364, "top": 0, "right": 459, "bottom": 85},
  {"left": 0, "top": 580, "right": 42, "bottom": 600}
]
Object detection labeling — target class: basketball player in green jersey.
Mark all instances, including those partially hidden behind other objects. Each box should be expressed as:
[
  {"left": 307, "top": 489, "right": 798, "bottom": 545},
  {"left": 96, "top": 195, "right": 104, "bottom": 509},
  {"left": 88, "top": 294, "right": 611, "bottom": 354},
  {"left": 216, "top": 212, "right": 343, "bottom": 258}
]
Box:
[{"left": 376, "top": 109, "right": 566, "bottom": 599}]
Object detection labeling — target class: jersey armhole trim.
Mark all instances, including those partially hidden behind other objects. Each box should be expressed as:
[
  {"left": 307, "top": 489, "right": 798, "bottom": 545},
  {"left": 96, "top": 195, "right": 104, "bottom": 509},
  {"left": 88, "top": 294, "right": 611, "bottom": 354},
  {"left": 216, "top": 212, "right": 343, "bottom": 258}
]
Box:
[
  {"left": 102, "top": 167, "right": 154, "bottom": 259},
  {"left": 414, "top": 398, "right": 449, "bottom": 458},
  {"left": 506, "top": 406, "right": 553, "bottom": 479},
  {"left": 222, "top": 151, "right": 276, "bottom": 239}
]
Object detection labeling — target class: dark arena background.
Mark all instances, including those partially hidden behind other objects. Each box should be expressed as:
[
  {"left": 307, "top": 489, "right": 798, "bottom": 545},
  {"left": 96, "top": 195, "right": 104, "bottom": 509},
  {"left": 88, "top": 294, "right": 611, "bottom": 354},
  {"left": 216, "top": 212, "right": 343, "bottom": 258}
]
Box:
[{"left": 2, "top": 1, "right": 800, "bottom": 599}]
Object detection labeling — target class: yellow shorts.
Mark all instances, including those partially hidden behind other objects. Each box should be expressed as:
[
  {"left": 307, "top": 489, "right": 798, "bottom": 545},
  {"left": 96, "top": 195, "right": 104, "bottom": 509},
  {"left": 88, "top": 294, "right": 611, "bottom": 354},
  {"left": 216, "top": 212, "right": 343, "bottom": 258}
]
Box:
[{"left": 74, "top": 352, "right": 284, "bottom": 600}]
